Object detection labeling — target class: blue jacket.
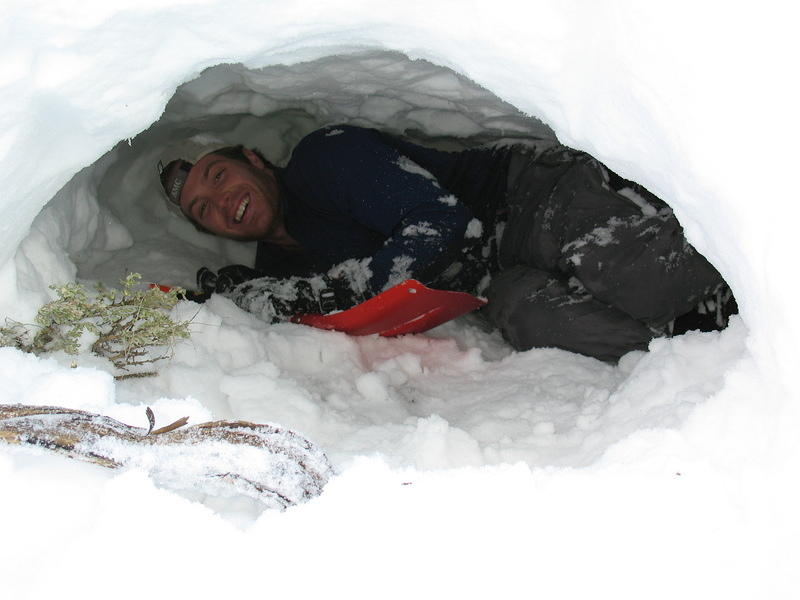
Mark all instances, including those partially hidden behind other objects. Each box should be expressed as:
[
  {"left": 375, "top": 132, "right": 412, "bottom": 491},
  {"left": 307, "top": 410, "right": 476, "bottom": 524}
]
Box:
[{"left": 256, "top": 125, "right": 511, "bottom": 294}]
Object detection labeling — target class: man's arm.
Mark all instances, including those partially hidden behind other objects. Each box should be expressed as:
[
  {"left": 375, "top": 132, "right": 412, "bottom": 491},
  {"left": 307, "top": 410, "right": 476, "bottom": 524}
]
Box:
[
  {"left": 194, "top": 264, "right": 366, "bottom": 320},
  {"left": 286, "top": 126, "right": 475, "bottom": 293}
]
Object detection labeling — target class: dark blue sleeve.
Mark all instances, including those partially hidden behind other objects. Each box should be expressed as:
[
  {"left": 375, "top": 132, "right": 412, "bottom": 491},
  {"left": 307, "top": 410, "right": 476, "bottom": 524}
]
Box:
[{"left": 291, "top": 126, "right": 474, "bottom": 292}]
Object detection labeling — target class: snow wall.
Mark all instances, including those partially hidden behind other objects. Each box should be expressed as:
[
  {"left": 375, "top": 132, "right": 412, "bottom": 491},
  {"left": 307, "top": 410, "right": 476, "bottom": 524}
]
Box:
[{"left": 2, "top": 1, "right": 799, "bottom": 598}]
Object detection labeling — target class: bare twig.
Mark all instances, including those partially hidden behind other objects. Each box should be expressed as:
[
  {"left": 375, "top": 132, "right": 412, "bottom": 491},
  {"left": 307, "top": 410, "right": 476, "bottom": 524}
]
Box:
[
  {"left": 150, "top": 416, "right": 189, "bottom": 435},
  {"left": 145, "top": 406, "right": 155, "bottom": 435},
  {"left": 113, "top": 371, "right": 158, "bottom": 381}
]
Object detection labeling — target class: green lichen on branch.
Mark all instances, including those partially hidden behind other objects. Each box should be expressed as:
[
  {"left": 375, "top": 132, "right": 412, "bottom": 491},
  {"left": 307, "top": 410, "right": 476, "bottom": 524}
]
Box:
[{"left": 0, "top": 274, "right": 191, "bottom": 377}]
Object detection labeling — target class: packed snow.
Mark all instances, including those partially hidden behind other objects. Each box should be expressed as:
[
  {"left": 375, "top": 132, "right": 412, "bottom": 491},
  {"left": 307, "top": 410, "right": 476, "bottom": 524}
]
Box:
[{"left": 1, "top": 1, "right": 799, "bottom": 599}]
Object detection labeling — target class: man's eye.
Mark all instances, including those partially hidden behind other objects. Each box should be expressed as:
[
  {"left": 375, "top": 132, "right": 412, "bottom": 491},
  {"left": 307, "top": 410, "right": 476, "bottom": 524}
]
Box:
[
  {"left": 199, "top": 200, "right": 208, "bottom": 218},
  {"left": 214, "top": 169, "right": 224, "bottom": 182}
]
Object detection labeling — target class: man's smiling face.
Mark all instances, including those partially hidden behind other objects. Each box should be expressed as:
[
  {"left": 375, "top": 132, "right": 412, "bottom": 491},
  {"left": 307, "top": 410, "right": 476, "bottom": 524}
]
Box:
[{"left": 178, "top": 148, "right": 281, "bottom": 241}]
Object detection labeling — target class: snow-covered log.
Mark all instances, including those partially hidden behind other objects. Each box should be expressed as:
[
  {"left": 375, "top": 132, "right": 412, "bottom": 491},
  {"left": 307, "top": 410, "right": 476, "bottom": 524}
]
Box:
[{"left": 0, "top": 404, "right": 334, "bottom": 509}]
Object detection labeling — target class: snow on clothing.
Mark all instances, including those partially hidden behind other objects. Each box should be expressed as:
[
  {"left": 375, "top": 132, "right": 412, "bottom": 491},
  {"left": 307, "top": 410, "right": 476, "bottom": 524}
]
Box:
[
  {"left": 487, "top": 145, "right": 724, "bottom": 361},
  {"left": 228, "top": 125, "right": 725, "bottom": 362}
]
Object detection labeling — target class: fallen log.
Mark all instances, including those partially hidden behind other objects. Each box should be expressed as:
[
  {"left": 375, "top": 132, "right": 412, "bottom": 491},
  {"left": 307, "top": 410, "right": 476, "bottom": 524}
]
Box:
[{"left": 0, "top": 403, "right": 334, "bottom": 510}]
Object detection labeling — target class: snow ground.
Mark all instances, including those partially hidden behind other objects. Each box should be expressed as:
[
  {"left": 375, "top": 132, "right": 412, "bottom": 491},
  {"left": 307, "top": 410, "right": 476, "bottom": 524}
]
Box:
[{"left": 1, "top": 2, "right": 799, "bottom": 598}]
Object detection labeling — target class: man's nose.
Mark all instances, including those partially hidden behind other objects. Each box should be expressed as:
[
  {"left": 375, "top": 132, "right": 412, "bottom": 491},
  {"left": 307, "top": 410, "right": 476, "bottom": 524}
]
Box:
[{"left": 212, "top": 190, "right": 231, "bottom": 212}]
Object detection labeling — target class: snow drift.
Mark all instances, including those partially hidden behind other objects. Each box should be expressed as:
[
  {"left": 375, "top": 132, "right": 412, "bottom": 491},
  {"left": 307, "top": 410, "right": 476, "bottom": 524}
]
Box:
[{"left": 1, "top": 1, "right": 799, "bottom": 598}]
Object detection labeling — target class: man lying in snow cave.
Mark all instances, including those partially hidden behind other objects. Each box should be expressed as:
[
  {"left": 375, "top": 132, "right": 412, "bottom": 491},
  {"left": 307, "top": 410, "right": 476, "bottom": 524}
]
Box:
[{"left": 158, "top": 124, "right": 736, "bottom": 363}]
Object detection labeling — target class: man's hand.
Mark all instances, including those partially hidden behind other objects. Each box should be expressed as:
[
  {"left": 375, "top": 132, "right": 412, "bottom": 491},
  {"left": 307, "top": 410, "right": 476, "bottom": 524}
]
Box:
[
  {"left": 197, "top": 265, "right": 263, "bottom": 295},
  {"left": 194, "top": 267, "right": 218, "bottom": 299},
  {"left": 189, "top": 265, "right": 264, "bottom": 302}
]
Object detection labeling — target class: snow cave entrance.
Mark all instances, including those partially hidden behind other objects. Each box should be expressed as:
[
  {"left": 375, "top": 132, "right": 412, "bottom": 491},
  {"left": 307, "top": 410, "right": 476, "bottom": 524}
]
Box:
[{"left": 37, "top": 51, "right": 742, "bottom": 469}]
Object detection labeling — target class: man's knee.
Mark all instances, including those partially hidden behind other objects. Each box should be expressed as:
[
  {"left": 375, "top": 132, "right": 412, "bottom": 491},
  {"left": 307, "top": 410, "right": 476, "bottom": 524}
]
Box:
[
  {"left": 486, "top": 266, "right": 653, "bottom": 362},
  {"left": 485, "top": 266, "right": 551, "bottom": 345},
  {"left": 560, "top": 212, "right": 724, "bottom": 325}
]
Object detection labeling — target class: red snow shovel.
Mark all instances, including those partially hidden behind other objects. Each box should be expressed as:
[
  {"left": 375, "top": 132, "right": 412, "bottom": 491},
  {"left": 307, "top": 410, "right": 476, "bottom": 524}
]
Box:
[{"left": 292, "top": 279, "right": 487, "bottom": 337}]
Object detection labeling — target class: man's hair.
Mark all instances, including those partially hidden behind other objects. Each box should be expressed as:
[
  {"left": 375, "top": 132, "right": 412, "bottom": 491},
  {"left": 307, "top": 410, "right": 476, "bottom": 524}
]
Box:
[
  {"left": 208, "top": 145, "right": 275, "bottom": 170},
  {"left": 178, "top": 145, "right": 274, "bottom": 234}
]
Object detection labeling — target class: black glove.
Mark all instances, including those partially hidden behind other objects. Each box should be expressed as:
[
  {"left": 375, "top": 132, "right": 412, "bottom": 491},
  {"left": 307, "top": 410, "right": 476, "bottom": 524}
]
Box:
[
  {"left": 193, "top": 267, "right": 217, "bottom": 300},
  {"left": 196, "top": 265, "right": 263, "bottom": 295},
  {"left": 216, "top": 265, "right": 264, "bottom": 293},
  {"left": 189, "top": 265, "right": 264, "bottom": 302}
]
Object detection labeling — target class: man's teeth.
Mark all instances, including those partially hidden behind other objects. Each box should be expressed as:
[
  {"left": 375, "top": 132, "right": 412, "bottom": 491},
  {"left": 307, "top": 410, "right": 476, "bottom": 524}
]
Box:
[{"left": 234, "top": 196, "right": 250, "bottom": 223}]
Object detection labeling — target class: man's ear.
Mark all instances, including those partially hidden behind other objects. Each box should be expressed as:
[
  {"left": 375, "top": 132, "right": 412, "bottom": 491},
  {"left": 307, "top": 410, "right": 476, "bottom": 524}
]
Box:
[{"left": 243, "top": 147, "right": 265, "bottom": 170}]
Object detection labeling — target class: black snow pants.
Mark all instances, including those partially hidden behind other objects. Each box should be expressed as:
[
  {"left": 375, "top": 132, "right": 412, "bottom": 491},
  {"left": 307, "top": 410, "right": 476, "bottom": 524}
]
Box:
[{"left": 484, "top": 144, "right": 724, "bottom": 363}]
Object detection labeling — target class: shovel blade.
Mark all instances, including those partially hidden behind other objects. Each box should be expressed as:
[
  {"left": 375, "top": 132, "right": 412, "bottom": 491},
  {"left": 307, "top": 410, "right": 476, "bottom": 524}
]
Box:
[{"left": 292, "top": 279, "right": 486, "bottom": 336}]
